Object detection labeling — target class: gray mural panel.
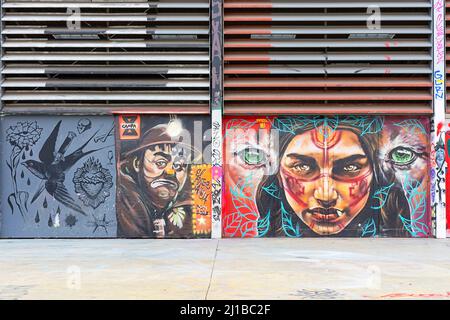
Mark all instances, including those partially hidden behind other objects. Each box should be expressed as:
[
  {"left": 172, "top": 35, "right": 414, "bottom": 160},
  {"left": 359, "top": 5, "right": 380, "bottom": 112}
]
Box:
[{"left": 0, "top": 116, "right": 117, "bottom": 238}]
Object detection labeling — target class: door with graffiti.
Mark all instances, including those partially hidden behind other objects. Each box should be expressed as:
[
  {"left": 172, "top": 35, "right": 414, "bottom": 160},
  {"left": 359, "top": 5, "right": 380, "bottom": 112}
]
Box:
[
  {"left": 446, "top": 130, "right": 450, "bottom": 237},
  {"left": 222, "top": 116, "right": 432, "bottom": 238}
]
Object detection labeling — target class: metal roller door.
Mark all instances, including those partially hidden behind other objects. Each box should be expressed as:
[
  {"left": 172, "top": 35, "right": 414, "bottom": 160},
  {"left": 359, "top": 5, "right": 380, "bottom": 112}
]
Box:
[
  {"left": 1, "top": 0, "right": 210, "bottom": 114},
  {"left": 223, "top": 0, "right": 433, "bottom": 115}
]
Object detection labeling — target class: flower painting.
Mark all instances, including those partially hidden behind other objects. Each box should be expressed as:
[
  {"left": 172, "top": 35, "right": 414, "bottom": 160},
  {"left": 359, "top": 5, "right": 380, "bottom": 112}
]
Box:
[{"left": 5, "top": 121, "right": 43, "bottom": 218}]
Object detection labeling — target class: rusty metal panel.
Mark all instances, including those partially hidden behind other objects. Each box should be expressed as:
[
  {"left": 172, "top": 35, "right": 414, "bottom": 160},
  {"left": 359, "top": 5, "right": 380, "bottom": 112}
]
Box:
[
  {"left": 224, "top": 103, "right": 433, "bottom": 114},
  {"left": 225, "top": 77, "right": 433, "bottom": 88},
  {"left": 1, "top": 0, "right": 211, "bottom": 114},
  {"left": 224, "top": 13, "right": 431, "bottom": 22},
  {"left": 224, "top": 0, "right": 433, "bottom": 115},
  {"left": 225, "top": 26, "right": 431, "bottom": 34}
]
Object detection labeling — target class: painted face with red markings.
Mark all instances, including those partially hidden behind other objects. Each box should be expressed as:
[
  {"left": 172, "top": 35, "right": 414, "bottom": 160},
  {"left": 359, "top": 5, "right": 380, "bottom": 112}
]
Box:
[{"left": 280, "top": 127, "right": 373, "bottom": 235}]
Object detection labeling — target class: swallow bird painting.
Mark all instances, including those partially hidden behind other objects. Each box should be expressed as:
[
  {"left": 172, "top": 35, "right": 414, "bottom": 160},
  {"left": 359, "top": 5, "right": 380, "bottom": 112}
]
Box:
[{"left": 22, "top": 120, "right": 106, "bottom": 216}]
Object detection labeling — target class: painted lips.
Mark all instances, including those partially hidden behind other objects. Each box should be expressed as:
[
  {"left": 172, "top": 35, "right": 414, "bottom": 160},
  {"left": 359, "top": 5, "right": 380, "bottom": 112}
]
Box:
[
  {"left": 305, "top": 207, "right": 345, "bottom": 221},
  {"left": 151, "top": 179, "right": 178, "bottom": 189}
]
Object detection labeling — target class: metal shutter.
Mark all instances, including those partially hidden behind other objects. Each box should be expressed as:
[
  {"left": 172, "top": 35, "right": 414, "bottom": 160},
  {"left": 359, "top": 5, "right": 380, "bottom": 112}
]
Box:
[
  {"left": 1, "top": 0, "right": 210, "bottom": 114},
  {"left": 223, "top": 0, "right": 433, "bottom": 115}
]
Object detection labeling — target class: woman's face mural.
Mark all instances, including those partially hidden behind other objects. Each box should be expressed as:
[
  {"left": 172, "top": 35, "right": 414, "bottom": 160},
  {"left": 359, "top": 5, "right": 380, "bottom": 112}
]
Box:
[
  {"left": 222, "top": 116, "right": 432, "bottom": 238},
  {"left": 280, "top": 128, "right": 373, "bottom": 235}
]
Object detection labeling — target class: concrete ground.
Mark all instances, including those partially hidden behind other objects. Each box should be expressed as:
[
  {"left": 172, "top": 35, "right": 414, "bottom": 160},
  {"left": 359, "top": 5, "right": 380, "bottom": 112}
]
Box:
[{"left": 1, "top": 238, "right": 450, "bottom": 300}]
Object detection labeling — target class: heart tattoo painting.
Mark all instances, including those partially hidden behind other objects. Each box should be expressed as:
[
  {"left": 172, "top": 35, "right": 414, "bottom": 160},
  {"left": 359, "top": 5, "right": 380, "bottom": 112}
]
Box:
[{"left": 72, "top": 157, "right": 113, "bottom": 209}]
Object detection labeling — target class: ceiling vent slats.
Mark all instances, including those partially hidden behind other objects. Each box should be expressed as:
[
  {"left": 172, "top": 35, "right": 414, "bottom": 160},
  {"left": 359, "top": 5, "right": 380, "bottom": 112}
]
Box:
[
  {"left": 1, "top": 0, "right": 210, "bottom": 114},
  {"left": 224, "top": 0, "right": 433, "bottom": 115}
]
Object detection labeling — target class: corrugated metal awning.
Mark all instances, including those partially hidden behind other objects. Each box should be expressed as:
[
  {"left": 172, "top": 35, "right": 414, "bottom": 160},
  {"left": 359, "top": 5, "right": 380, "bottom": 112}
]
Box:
[
  {"left": 1, "top": 0, "right": 211, "bottom": 114},
  {"left": 224, "top": 0, "right": 433, "bottom": 115}
]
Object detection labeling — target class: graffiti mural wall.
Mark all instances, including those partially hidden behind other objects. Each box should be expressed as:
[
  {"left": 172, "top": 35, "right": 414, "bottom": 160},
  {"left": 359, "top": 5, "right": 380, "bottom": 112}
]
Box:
[
  {"left": 115, "top": 115, "right": 211, "bottom": 238},
  {"left": 0, "top": 116, "right": 117, "bottom": 237},
  {"left": 223, "top": 116, "right": 432, "bottom": 238},
  {"left": 0, "top": 114, "right": 435, "bottom": 239}
]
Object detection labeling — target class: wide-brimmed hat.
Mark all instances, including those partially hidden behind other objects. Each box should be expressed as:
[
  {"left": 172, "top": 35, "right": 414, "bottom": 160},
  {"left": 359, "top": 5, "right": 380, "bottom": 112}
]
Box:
[{"left": 121, "top": 123, "right": 203, "bottom": 163}]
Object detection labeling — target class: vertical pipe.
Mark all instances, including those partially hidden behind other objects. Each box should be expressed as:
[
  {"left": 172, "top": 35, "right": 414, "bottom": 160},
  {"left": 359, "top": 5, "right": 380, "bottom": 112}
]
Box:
[
  {"left": 0, "top": 0, "right": 4, "bottom": 235},
  {"left": 210, "top": 0, "right": 223, "bottom": 238},
  {"left": 432, "top": 0, "right": 447, "bottom": 238},
  {"left": 1, "top": 0, "right": 4, "bottom": 112}
]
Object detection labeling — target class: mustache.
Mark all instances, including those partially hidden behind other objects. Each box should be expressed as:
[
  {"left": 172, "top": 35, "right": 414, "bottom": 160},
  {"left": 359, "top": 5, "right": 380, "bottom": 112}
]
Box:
[
  {"left": 149, "top": 175, "right": 179, "bottom": 190},
  {"left": 150, "top": 179, "right": 178, "bottom": 189},
  {"left": 304, "top": 207, "right": 345, "bottom": 217}
]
